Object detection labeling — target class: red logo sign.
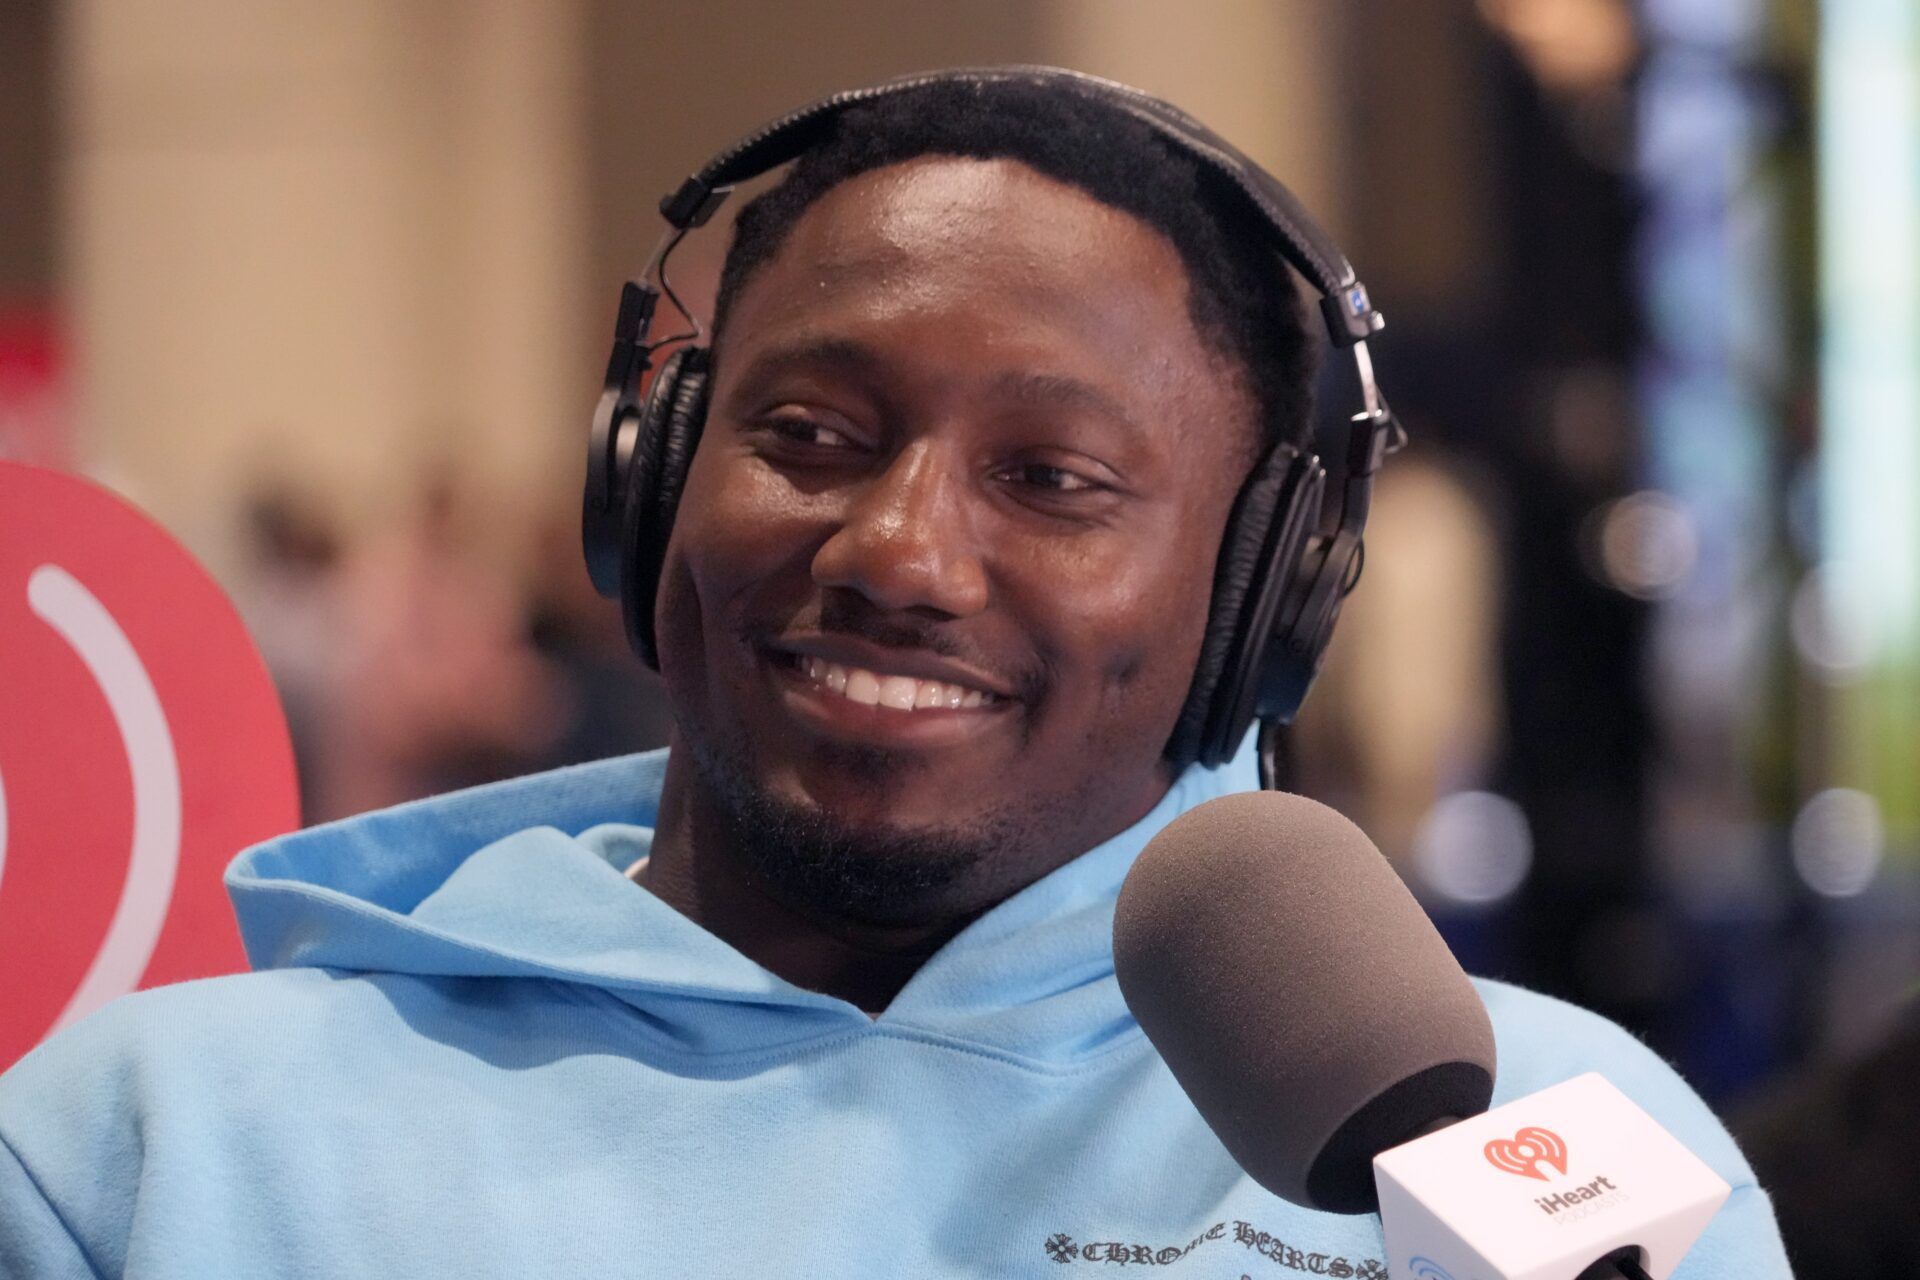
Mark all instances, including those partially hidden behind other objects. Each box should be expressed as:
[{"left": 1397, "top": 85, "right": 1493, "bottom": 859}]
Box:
[
  {"left": 0, "top": 463, "right": 300, "bottom": 1070},
  {"left": 1484, "top": 1127, "right": 1570, "bottom": 1181}
]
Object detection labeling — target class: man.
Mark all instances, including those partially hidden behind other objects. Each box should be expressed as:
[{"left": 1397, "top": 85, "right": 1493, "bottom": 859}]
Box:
[{"left": 0, "top": 73, "right": 1788, "bottom": 1277}]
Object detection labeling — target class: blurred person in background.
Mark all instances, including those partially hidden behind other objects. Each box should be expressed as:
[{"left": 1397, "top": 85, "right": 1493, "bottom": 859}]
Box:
[
  {"left": 231, "top": 482, "right": 345, "bottom": 820},
  {"left": 521, "top": 510, "right": 677, "bottom": 770},
  {"left": 313, "top": 461, "right": 567, "bottom": 821}
]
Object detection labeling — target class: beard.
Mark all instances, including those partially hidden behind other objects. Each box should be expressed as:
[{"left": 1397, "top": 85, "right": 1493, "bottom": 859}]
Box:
[{"left": 681, "top": 717, "right": 1038, "bottom": 929}]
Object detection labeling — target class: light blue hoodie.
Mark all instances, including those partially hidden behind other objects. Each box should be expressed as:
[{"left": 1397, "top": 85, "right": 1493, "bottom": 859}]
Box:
[{"left": 0, "top": 747, "right": 1788, "bottom": 1278}]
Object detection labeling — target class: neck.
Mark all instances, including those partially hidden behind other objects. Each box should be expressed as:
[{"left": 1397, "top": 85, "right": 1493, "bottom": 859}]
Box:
[{"left": 642, "top": 754, "right": 971, "bottom": 1014}]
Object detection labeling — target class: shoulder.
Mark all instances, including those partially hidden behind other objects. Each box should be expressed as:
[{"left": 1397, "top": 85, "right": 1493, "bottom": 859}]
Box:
[
  {"left": 1473, "top": 975, "right": 1686, "bottom": 1090},
  {"left": 1469, "top": 980, "right": 1792, "bottom": 1277},
  {"left": 0, "top": 965, "right": 442, "bottom": 1146},
  {"left": 1470, "top": 977, "right": 1756, "bottom": 1186},
  {"left": 2, "top": 969, "right": 325, "bottom": 1108},
  {"left": 2, "top": 960, "right": 580, "bottom": 1146},
  {"left": 0, "top": 970, "right": 365, "bottom": 1275}
]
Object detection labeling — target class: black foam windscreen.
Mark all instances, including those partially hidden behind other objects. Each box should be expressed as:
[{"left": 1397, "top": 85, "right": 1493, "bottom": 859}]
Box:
[{"left": 1112, "top": 791, "right": 1496, "bottom": 1214}]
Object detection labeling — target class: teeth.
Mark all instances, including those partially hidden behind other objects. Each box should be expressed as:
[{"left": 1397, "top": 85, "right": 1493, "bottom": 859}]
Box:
[
  {"left": 845, "top": 668, "right": 882, "bottom": 706},
  {"left": 793, "top": 656, "right": 997, "bottom": 713}
]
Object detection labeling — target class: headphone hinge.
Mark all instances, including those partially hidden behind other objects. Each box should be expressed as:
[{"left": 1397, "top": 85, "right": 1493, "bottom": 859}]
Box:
[
  {"left": 606, "top": 281, "right": 660, "bottom": 385},
  {"left": 1319, "top": 280, "right": 1385, "bottom": 347},
  {"left": 659, "top": 177, "right": 734, "bottom": 229},
  {"left": 1347, "top": 403, "right": 1404, "bottom": 480}
]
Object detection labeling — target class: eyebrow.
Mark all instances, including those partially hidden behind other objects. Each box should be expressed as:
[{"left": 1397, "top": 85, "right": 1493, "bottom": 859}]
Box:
[
  {"left": 983, "top": 369, "right": 1145, "bottom": 442},
  {"left": 734, "top": 336, "right": 1144, "bottom": 440},
  {"left": 732, "top": 336, "right": 889, "bottom": 388}
]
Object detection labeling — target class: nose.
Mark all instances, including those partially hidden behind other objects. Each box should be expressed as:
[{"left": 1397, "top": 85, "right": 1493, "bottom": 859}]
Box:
[{"left": 811, "top": 441, "right": 990, "bottom": 618}]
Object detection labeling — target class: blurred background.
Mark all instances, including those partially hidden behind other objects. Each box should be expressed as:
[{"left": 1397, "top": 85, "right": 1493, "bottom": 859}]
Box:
[{"left": 3, "top": 0, "right": 1916, "bottom": 1269}]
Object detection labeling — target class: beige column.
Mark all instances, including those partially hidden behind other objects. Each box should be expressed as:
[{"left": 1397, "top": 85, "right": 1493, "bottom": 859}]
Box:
[
  {"left": 63, "top": 0, "right": 587, "bottom": 581},
  {"left": 1039, "top": 0, "right": 1351, "bottom": 237},
  {"left": 432, "top": 0, "right": 591, "bottom": 565}
]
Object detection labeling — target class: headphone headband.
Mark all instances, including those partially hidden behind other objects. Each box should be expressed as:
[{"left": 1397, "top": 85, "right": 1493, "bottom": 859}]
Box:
[{"left": 657, "top": 66, "right": 1385, "bottom": 350}]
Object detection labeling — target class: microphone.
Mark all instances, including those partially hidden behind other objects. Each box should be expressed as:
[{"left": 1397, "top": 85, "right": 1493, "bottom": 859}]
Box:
[{"left": 1112, "top": 791, "right": 1730, "bottom": 1280}]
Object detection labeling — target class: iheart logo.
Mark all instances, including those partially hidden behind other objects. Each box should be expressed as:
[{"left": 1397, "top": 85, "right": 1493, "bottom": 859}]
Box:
[
  {"left": 1484, "top": 1127, "right": 1569, "bottom": 1181},
  {"left": 0, "top": 463, "right": 299, "bottom": 1069}
]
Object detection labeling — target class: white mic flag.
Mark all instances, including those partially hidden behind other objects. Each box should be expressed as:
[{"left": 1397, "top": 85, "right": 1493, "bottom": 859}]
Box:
[{"left": 1372, "top": 1073, "right": 1730, "bottom": 1280}]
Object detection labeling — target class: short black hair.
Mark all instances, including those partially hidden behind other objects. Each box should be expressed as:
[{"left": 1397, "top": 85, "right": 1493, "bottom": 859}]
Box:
[{"left": 709, "top": 77, "right": 1318, "bottom": 454}]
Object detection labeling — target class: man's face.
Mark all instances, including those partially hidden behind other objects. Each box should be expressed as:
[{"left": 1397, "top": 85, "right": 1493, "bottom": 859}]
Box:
[{"left": 655, "top": 155, "right": 1258, "bottom": 924}]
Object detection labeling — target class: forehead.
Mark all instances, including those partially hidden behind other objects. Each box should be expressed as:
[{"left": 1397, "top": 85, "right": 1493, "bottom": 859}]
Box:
[
  {"left": 788, "top": 156, "right": 1172, "bottom": 291},
  {"left": 717, "top": 156, "right": 1249, "bottom": 412}
]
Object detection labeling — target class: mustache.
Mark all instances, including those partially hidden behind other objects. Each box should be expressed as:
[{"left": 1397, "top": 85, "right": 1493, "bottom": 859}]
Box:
[
  {"left": 753, "top": 592, "right": 1049, "bottom": 704},
  {"left": 816, "top": 594, "right": 961, "bottom": 654}
]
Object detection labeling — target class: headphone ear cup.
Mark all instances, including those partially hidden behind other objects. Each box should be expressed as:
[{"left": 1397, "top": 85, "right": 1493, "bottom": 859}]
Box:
[
  {"left": 1169, "top": 443, "right": 1326, "bottom": 769},
  {"left": 1265, "top": 528, "right": 1362, "bottom": 708},
  {"left": 1168, "top": 442, "right": 1315, "bottom": 766},
  {"left": 619, "top": 346, "right": 712, "bottom": 670},
  {"left": 582, "top": 389, "right": 638, "bottom": 599}
]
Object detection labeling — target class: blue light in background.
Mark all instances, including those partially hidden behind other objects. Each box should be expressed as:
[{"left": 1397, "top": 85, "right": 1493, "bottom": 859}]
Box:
[{"left": 1818, "top": 0, "right": 1920, "bottom": 851}]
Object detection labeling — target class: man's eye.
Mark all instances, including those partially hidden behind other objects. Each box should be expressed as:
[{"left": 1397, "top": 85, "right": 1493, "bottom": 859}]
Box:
[
  {"left": 1004, "top": 463, "right": 1099, "bottom": 494},
  {"left": 761, "top": 414, "right": 856, "bottom": 450}
]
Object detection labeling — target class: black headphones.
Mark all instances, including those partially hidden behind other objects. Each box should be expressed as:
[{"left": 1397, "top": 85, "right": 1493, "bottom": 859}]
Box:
[{"left": 582, "top": 66, "right": 1404, "bottom": 781}]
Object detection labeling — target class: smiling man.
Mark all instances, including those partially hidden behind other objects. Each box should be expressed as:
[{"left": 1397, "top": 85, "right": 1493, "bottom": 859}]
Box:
[
  {"left": 0, "top": 71, "right": 1788, "bottom": 1278},
  {"left": 642, "top": 111, "right": 1279, "bottom": 1013}
]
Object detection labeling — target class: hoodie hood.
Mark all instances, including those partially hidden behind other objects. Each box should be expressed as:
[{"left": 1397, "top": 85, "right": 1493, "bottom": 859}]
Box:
[{"left": 227, "top": 742, "right": 1259, "bottom": 1066}]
